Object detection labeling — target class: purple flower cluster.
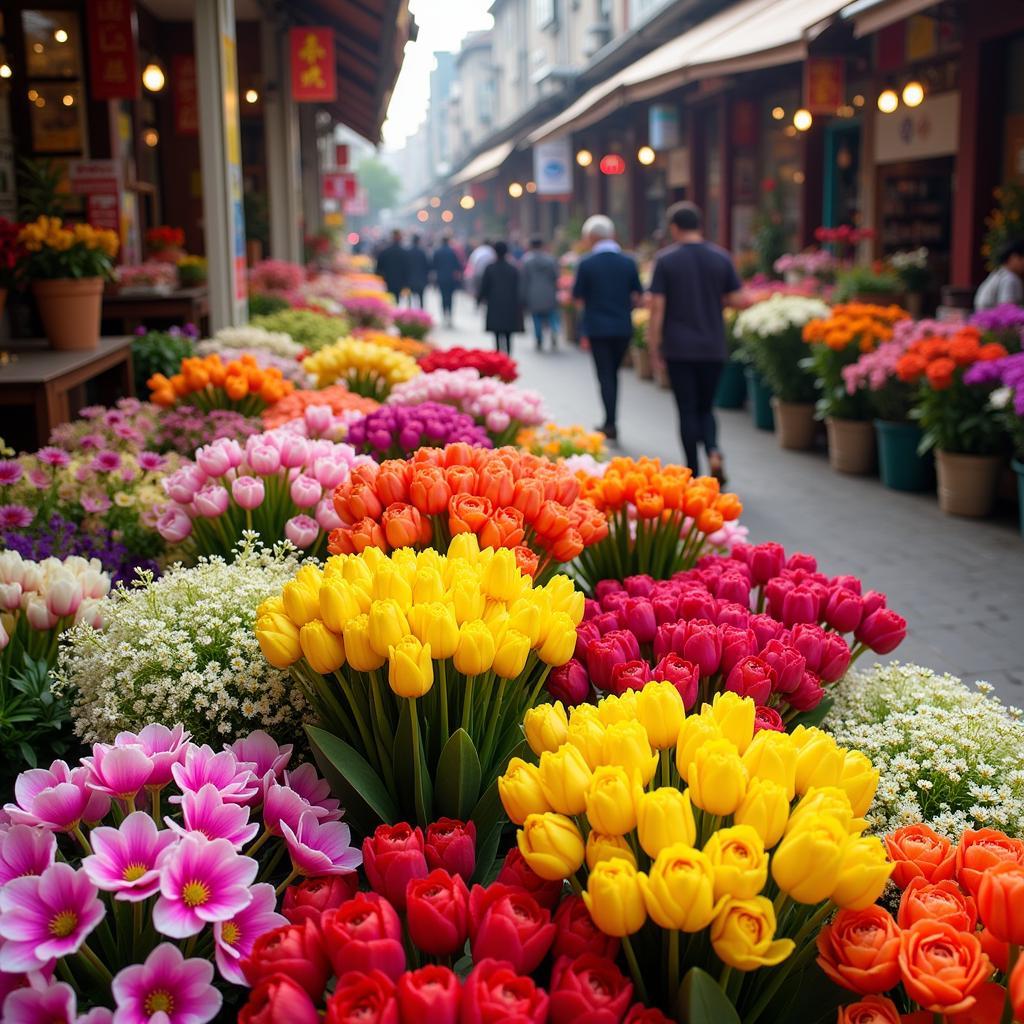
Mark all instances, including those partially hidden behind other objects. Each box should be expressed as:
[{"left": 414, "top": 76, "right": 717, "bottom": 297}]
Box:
[
  {"left": 342, "top": 295, "right": 393, "bottom": 328},
  {"left": 133, "top": 322, "right": 199, "bottom": 339},
  {"left": 969, "top": 303, "right": 1024, "bottom": 338},
  {"left": 344, "top": 401, "right": 493, "bottom": 459},
  {"left": 965, "top": 351, "right": 1024, "bottom": 415},
  {"left": 149, "top": 405, "right": 263, "bottom": 456}
]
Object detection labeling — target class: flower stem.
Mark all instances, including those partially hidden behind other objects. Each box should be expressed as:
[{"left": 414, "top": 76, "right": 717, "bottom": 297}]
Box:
[
  {"left": 622, "top": 935, "right": 648, "bottom": 1005},
  {"left": 668, "top": 928, "right": 681, "bottom": 1004},
  {"left": 1002, "top": 944, "right": 1020, "bottom": 1024},
  {"left": 77, "top": 941, "right": 113, "bottom": 984},
  {"left": 275, "top": 868, "right": 300, "bottom": 897}
]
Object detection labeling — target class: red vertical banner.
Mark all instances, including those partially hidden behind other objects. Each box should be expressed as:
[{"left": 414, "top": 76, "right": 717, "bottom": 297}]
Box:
[
  {"left": 86, "top": 0, "right": 139, "bottom": 100},
  {"left": 731, "top": 100, "right": 757, "bottom": 148},
  {"left": 804, "top": 58, "right": 846, "bottom": 114},
  {"left": 335, "top": 144, "right": 349, "bottom": 168},
  {"left": 172, "top": 54, "right": 199, "bottom": 136},
  {"left": 290, "top": 28, "right": 336, "bottom": 102}
]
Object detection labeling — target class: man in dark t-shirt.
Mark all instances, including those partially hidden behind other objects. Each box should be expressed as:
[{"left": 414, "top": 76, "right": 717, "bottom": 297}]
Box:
[{"left": 648, "top": 202, "right": 744, "bottom": 479}]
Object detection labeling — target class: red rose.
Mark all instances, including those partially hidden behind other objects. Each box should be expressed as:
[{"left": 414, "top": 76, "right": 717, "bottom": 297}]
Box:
[
  {"left": 551, "top": 894, "right": 619, "bottom": 962},
  {"left": 495, "top": 848, "right": 564, "bottom": 909},
  {"left": 325, "top": 970, "right": 398, "bottom": 1024},
  {"left": 425, "top": 818, "right": 477, "bottom": 882},
  {"left": 460, "top": 958, "right": 549, "bottom": 1024},
  {"left": 624, "top": 1006, "right": 675, "bottom": 1024},
  {"left": 240, "top": 920, "right": 330, "bottom": 997},
  {"left": 239, "top": 975, "right": 320, "bottom": 1024},
  {"left": 469, "top": 884, "right": 556, "bottom": 974},
  {"left": 362, "top": 823, "right": 428, "bottom": 911},
  {"left": 321, "top": 892, "right": 406, "bottom": 981},
  {"left": 406, "top": 869, "right": 470, "bottom": 957},
  {"left": 282, "top": 875, "right": 359, "bottom": 925},
  {"left": 396, "top": 965, "right": 460, "bottom": 1024},
  {"left": 549, "top": 954, "right": 633, "bottom": 1024}
]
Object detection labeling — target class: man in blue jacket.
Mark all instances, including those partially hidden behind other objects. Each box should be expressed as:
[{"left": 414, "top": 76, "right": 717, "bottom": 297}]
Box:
[{"left": 572, "top": 215, "right": 643, "bottom": 442}]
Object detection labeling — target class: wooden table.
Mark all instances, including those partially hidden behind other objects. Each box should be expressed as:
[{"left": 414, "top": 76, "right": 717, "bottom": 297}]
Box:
[
  {"left": 102, "top": 286, "right": 210, "bottom": 335},
  {"left": 0, "top": 336, "right": 134, "bottom": 449}
]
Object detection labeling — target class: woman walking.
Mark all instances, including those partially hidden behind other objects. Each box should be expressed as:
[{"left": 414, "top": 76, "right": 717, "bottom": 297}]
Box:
[{"left": 477, "top": 241, "right": 523, "bottom": 354}]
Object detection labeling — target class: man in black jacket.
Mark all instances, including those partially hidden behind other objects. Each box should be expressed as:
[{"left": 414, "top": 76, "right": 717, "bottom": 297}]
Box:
[
  {"left": 376, "top": 229, "right": 410, "bottom": 303},
  {"left": 406, "top": 234, "right": 430, "bottom": 308}
]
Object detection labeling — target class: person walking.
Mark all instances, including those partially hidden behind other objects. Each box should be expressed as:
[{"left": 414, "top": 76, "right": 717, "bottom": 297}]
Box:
[
  {"left": 975, "top": 239, "right": 1024, "bottom": 310},
  {"left": 520, "top": 237, "right": 560, "bottom": 351},
  {"left": 466, "top": 239, "right": 497, "bottom": 293},
  {"left": 477, "top": 241, "right": 523, "bottom": 355},
  {"left": 376, "top": 229, "right": 410, "bottom": 304},
  {"left": 572, "top": 215, "right": 643, "bottom": 443},
  {"left": 431, "top": 234, "right": 463, "bottom": 327},
  {"left": 406, "top": 234, "right": 430, "bottom": 308},
  {"left": 647, "top": 202, "right": 744, "bottom": 480}
]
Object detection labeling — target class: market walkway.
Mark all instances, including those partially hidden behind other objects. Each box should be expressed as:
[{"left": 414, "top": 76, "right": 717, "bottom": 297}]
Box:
[{"left": 428, "top": 289, "right": 1024, "bottom": 701}]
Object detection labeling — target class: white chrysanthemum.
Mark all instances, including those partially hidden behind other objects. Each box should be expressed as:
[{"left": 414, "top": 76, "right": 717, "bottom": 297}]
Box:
[
  {"left": 733, "top": 294, "right": 830, "bottom": 339},
  {"left": 200, "top": 325, "right": 303, "bottom": 359},
  {"left": 824, "top": 662, "right": 1024, "bottom": 839}
]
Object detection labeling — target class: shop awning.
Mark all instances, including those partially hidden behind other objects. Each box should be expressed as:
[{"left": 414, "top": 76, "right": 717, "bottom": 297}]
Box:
[
  {"left": 842, "top": 0, "right": 941, "bottom": 37},
  {"left": 450, "top": 141, "right": 516, "bottom": 186}
]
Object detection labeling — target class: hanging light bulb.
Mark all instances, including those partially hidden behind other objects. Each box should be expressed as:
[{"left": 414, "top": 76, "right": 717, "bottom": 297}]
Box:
[
  {"left": 508, "top": 182, "right": 524, "bottom": 198},
  {"left": 793, "top": 109, "right": 813, "bottom": 132},
  {"left": 902, "top": 81, "right": 925, "bottom": 107},
  {"left": 142, "top": 62, "right": 166, "bottom": 93},
  {"left": 637, "top": 145, "right": 656, "bottom": 165},
  {"left": 459, "top": 194, "right": 475, "bottom": 210},
  {"left": 877, "top": 89, "right": 899, "bottom": 114},
  {"left": 576, "top": 149, "right": 593, "bottom": 167}
]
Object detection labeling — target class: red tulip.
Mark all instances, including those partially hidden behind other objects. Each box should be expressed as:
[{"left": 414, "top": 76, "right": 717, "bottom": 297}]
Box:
[
  {"left": 362, "top": 823, "right": 428, "bottom": 911},
  {"left": 495, "top": 848, "right": 565, "bottom": 909},
  {"left": 855, "top": 609, "right": 907, "bottom": 655},
  {"left": 239, "top": 975, "right": 321, "bottom": 1024},
  {"left": 460, "top": 959, "right": 549, "bottom": 1024},
  {"left": 325, "top": 970, "right": 398, "bottom": 1024},
  {"left": 551, "top": 894, "right": 619, "bottom": 962},
  {"left": 651, "top": 653, "right": 699, "bottom": 709},
  {"left": 281, "top": 875, "right": 359, "bottom": 925},
  {"left": 425, "top": 818, "right": 477, "bottom": 882},
  {"left": 469, "top": 883, "right": 556, "bottom": 974},
  {"left": 406, "top": 869, "right": 470, "bottom": 957},
  {"left": 725, "top": 656, "right": 775, "bottom": 705},
  {"left": 321, "top": 892, "right": 406, "bottom": 981},
  {"left": 549, "top": 954, "right": 634, "bottom": 1024},
  {"left": 396, "top": 966, "right": 461, "bottom": 1024},
  {"left": 240, "top": 920, "right": 330, "bottom": 997}
]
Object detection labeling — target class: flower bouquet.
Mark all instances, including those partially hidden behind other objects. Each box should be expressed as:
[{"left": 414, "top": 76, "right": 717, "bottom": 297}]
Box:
[
  {"left": 326, "top": 445, "right": 608, "bottom": 584},
  {"left": 418, "top": 347, "right": 519, "bottom": 382},
  {"left": 157, "top": 433, "right": 374, "bottom": 559},
  {"left": 148, "top": 353, "right": 296, "bottom": 415},
  {"left": 391, "top": 308, "right": 433, "bottom": 340},
  {"left": 255, "top": 537, "right": 581, "bottom": 835},
  {"left": 572, "top": 457, "right": 742, "bottom": 593},
  {"left": 517, "top": 423, "right": 608, "bottom": 460},
  {"left": 303, "top": 339, "right": 421, "bottom": 399},
  {"left": 343, "top": 296, "right": 393, "bottom": 330},
  {"left": 0, "top": 724, "right": 361, "bottom": 1023},
  {"left": 500, "top": 684, "right": 890, "bottom": 1021},
  {"left": 262, "top": 385, "right": 380, "bottom": 430},
  {"left": 115, "top": 261, "right": 178, "bottom": 294},
  {"left": 344, "top": 402, "right": 493, "bottom": 460}
]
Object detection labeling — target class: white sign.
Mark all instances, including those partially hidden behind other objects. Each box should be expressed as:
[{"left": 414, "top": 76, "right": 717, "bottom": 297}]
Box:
[
  {"left": 666, "top": 147, "right": 691, "bottom": 188},
  {"left": 533, "top": 138, "right": 572, "bottom": 196},
  {"left": 649, "top": 105, "right": 680, "bottom": 150},
  {"left": 875, "top": 91, "right": 960, "bottom": 164}
]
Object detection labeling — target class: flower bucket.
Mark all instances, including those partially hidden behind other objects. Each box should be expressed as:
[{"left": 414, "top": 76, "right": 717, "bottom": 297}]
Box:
[
  {"left": 1013, "top": 458, "right": 1024, "bottom": 537},
  {"left": 714, "top": 359, "right": 746, "bottom": 409},
  {"left": 935, "top": 450, "right": 1002, "bottom": 518},
  {"left": 745, "top": 366, "right": 774, "bottom": 431},
  {"left": 874, "top": 420, "right": 934, "bottom": 493},
  {"left": 825, "top": 417, "right": 876, "bottom": 475},
  {"left": 634, "top": 345, "right": 653, "bottom": 380},
  {"left": 33, "top": 277, "right": 104, "bottom": 351},
  {"left": 771, "top": 399, "right": 816, "bottom": 450}
]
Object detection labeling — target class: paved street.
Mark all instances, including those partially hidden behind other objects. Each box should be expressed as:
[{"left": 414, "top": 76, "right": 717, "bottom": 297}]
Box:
[{"left": 428, "top": 290, "right": 1024, "bottom": 700}]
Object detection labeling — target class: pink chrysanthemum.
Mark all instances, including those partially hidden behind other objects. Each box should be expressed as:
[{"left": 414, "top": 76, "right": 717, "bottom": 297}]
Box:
[
  {"left": 91, "top": 450, "right": 121, "bottom": 473},
  {"left": 0, "top": 505, "right": 34, "bottom": 529},
  {"left": 110, "top": 943, "right": 221, "bottom": 1024},
  {"left": 35, "top": 447, "right": 70, "bottom": 468},
  {"left": 81, "top": 812, "right": 178, "bottom": 902},
  {"left": 0, "top": 460, "right": 24, "bottom": 486}
]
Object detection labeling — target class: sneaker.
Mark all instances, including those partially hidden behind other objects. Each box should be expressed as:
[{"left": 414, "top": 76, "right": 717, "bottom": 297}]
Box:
[
  {"left": 708, "top": 452, "right": 727, "bottom": 485},
  {"left": 599, "top": 424, "right": 618, "bottom": 442}
]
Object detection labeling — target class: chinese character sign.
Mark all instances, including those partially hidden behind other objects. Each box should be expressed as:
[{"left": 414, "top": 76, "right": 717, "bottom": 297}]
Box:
[
  {"left": 290, "top": 27, "right": 336, "bottom": 102},
  {"left": 803, "top": 58, "right": 845, "bottom": 115},
  {"left": 86, "top": 0, "right": 139, "bottom": 100},
  {"left": 172, "top": 55, "right": 198, "bottom": 136}
]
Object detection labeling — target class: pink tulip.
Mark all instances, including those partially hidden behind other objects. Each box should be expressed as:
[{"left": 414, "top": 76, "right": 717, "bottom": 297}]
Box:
[
  {"left": 315, "top": 497, "right": 343, "bottom": 532},
  {"left": 313, "top": 456, "right": 349, "bottom": 490},
  {"left": 157, "top": 507, "right": 193, "bottom": 544},
  {"left": 285, "top": 515, "right": 320, "bottom": 549},
  {"left": 193, "top": 485, "right": 230, "bottom": 519},
  {"left": 195, "top": 442, "right": 234, "bottom": 478},
  {"left": 304, "top": 404, "right": 334, "bottom": 437},
  {"left": 278, "top": 434, "right": 310, "bottom": 469},
  {"left": 231, "top": 476, "right": 265, "bottom": 511},
  {"left": 45, "top": 576, "right": 82, "bottom": 619},
  {"left": 289, "top": 475, "right": 322, "bottom": 509},
  {"left": 74, "top": 599, "right": 107, "bottom": 630},
  {"left": 25, "top": 597, "right": 57, "bottom": 631},
  {"left": 164, "top": 466, "right": 205, "bottom": 504},
  {"left": 247, "top": 444, "right": 281, "bottom": 476},
  {"left": 0, "top": 581, "right": 22, "bottom": 610}
]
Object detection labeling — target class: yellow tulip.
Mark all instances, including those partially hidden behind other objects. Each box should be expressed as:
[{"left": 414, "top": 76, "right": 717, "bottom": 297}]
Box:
[
  {"left": 639, "top": 843, "right": 722, "bottom": 931},
  {"left": 255, "top": 612, "right": 301, "bottom": 668},
  {"left": 411, "top": 567, "right": 445, "bottom": 605},
  {"left": 635, "top": 680, "right": 685, "bottom": 750},
  {"left": 688, "top": 738, "right": 748, "bottom": 816},
  {"left": 703, "top": 825, "right": 768, "bottom": 900},
  {"left": 298, "top": 619, "right": 346, "bottom": 674},
  {"left": 523, "top": 702, "right": 569, "bottom": 756},
  {"left": 499, "top": 758, "right": 550, "bottom": 824},
  {"left": 482, "top": 548, "right": 521, "bottom": 602},
  {"left": 792, "top": 727, "right": 845, "bottom": 794},
  {"left": 585, "top": 765, "right": 637, "bottom": 835},
  {"left": 596, "top": 691, "right": 638, "bottom": 726},
  {"left": 492, "top": 627, "right": 530, "bottom": 679},
  {"left": 281, "top": 566, "right": 323, "bottom": 626},
  {"left": 567, "top": 710, "right": 607, "bottom": 770},
  {"left": 518, "top": 812, "right": 585, "bottom": 880},
  {"left": 711, "top": 897, "right": 795, "bottom": 971},
  {"left": 342, "top": 614, "right": 386, "bottom": 672},
  {"left": 674, "top": 714, "right": 722, "bottom": 782},
  {"left": 734, "top": 778, "right": 790, "bottom": 849},
  {"left": 415, "top": 547, "right": 445, "bottom": 576},
  {"left": 371, "top": 562, "right": 413, "bottom": 608},
  {"left": 319, "top": 578, "right": 363, "bottom": 633},
  {"left": 636, "top": 786, "right": 696, "bottom": 857},
  {"left": 538, "top": 612, "right": 577, "bottom": 666},
  {"left": 602, "top": 720, "right": 658, "bottom": 786},
  {"left": 838, "top": 751, "right": 880, "bottom": 818},
  {"left": 538, "top": 742, "right": 592, "bottom": 816},
  {"left": 367, "top": 599, "right": 410, "bottom": 658},
  {"left": 586, "top": 831, "right": 636, "bottom": 870},
  {"left": 447, "top": 532, "right": 482, "bottom": 564},
  {"left": 507, "top": 596, "right": 543, "bottom": 645},
  {"left": 451, "top": 576, "right": 486, "bottom": 624},
  {"left": 830, "top": 835, "right": 893, "bottom": 910},
  {"left": 787, "top": 787, "right": 862, "bottom": 836},
  {"left": 583, "top": 858, "right": 647, "bottom": 936},
  {"left": 771, "top": 812, "right": 849, "bottom": 904},
  {"left": 702, "top": 691, "right": 755, "bottom": 753},
  {"left": 388, "top": 635, "right": 434, "bottom": 698},
  {"left": 341, "top": 555, "right": 373, "bottom": 588},
  {"left": 407, "top": 602, "right": 459, "bottom": 660},
  {"left": 741, "top": 730, "right": 797, "bottom": 801},
  {"left": 483, "top": 604, "right": 510, "bottom": 642},
  {"left": 453, "top": 620, "right": 495, "bottom": 675}
]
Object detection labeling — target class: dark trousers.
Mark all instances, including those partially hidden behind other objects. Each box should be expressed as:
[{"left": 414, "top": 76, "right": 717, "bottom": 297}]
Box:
[
  {"left": 494, "top": 332, "right": 512, "bottom": 354},
  {"left": 666, "top": 359, "right": 724, "bottom": 470},
  {"left": 589, "top": 335, "right": 631, "bottom": 429},
  {"left": 439, "top": 284, "right": 455, "bottom": 317}
]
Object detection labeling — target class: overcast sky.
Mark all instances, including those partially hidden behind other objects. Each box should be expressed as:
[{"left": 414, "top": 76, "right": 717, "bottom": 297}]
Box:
[{"left": 382, "top": 0, "right": 495, "bottom": 149}]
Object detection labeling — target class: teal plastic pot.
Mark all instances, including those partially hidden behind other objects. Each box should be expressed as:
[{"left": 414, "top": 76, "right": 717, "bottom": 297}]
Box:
[
  {"left": 745, "top": 367, "right": 775, "bottom": 431},
  {"left": 715, "top": 360, "right": 747, "bottom": 409},
  {"left": 1014, "top": 459, "right": 1024, "bottom": 537},
  {"left": 874, "top": 420, "right": 935, "bottom": 492}
]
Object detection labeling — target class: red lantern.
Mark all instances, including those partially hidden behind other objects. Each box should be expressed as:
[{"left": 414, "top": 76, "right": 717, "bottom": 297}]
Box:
[{"left": 599, "top": 154, "right": 626, "bottom": 176}]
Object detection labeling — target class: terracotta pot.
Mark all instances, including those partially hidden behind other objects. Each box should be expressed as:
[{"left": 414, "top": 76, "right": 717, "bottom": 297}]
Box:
[
  {"left": 825, "top": 417, "right": 876, "bottom": 474},
  {"left": 33, "top": 277, "right": 104, "bottom": 351},
  {"left": 771, "top": 399, "right": 816, "bottom": 451},
  {"left": 634, "top": 346, "right": 653, "bottom": 380},
  {"left": 935, "top": 450, "right": 1002, "bottom": 518}
]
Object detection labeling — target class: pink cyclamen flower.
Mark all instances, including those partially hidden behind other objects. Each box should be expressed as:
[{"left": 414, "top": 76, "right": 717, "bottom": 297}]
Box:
[
  {"left": 214, "top": 882, "right": 287, "bottom": 985},
  {"left": 227, "top": 731, "right": 292, "bottom": 782},
  {"left": 81, "top": 811, "right": 178, "bottom": 902},
  {"left": 192, "top": 485, "right": 229, "bottom": 519},
  {"left": 0, "top": 862, "right": 105, "bottom": 971},
  {"left": 0, "top": 505, "right": 34, "bottom": 529},
  {"left": 36, "top": 447, "right": 70, "bottom": 468},
  {"left": 284, "top": 763, "right": 342, "bottom": 821},
  {"left": 153, "top": 833, "right": 258, "bottom": 938},
  {"left": 5, "top": 760, "right": 111, "bottom": 832},
  {"left": 280, "top": 811, "right": 362, "bottom": 877},
  {"left": 231, "top": 476, "right": 265, "bottom": 511},
  {"left": 166, "top": 784, "right": 259, "bottom": 849},
  {"left": 91, "top": 450, "right": 121, "bottom": 473},
  {"left": 170, "top": 745, "right": 258, "bottom": 805},
  {"left": 111, "top": 943, "right": 222, "bottom": 1024},
  {"left": 157, "top": 508, "right": 193, "bottom": 545},
  {"left": 2, "top": 977, "right": 78, "bottom": 1024},
  {"left": 114, "top": 724, "right": 191, "bottom": 789},
  {"left": 83, "top": 743, "right": 155, "bottom": 803},
  {"left": 0, "top": 824, "right": 57, "bottom": 885},
  {"left": 285, "top": 514, "right": 320, "bottom": 549}
]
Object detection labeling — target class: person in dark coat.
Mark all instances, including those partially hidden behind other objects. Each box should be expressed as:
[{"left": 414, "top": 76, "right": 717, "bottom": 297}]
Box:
[
  {"left": 431, "top": 234, "right": 463, "bottom": 327},
  {"left": 520, "top": 236, "right": 560, "bottom": 351},
  {"left": 406, "top": 234, "right": 430, "bottom": 308},
  {"left": 375, "top": 229, "right": 410, "bottom": 303},
  {"left": 477, "top": 241, "right": 523, "bottom": 355}
]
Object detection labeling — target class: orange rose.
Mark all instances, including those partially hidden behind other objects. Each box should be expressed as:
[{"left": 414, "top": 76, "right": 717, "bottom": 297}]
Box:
[
  {"left": 884, "top": 824, "right": 957, "bottom": 890},
  {"left": 898, "top": 920, "right": 992, "bottom": 1015},
  {"left": 897, "top": 878, "right": 977, "bottom": 933},
  {"left": 409, "top": 466, "right": 451, "bottom": 516},
  {"left": 381, "top": 502, "right": 427, "bottom": 550},
  {"left": 956, "top": 829, "right": 1024, "bottom": 898},
  {"left": 836, "top": 995, "right": 901, "bottom": 1024},
  {"left": 450, "top": 493, "right": 493, "bottom": 534},
  {"left": 816, "top": 905, "right": 902, "bottom": 995},
  {"left": 976, "top": 861, "right": 1024, "bottom": 944},
  {"left": 949, "top": 981, "right": 1008, "bottom": 1024}
]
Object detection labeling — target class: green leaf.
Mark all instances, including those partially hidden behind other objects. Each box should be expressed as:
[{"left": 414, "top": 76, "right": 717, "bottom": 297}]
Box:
[
  {"left": 434, "top": 729, "right": 482, "bottom": 821},
  {"left": 393, "top": 700, "right": 415, "bottom": 816},
  {"left": 787, "top": 696, "right": 834, "bottom": 731},
  {"left": 677, "top": 967, "right": 741, "bottom": 1024}
]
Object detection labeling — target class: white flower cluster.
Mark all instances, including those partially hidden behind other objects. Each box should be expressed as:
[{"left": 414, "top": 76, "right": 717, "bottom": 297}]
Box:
[
  {"left": 55, "top": 538, "right": 308, "bottom": 746},
  {"left": 199, "top": 326, "right": 303, "bottom": 359},
  {"left": 824, "top": 662, "right": 1024, "bottom": 839},
  {"left": 734, "top": 294, "right": 830, "bottom": 339},
  {"left": 888, "top": 247, "right": 929, "bottom": 271}
]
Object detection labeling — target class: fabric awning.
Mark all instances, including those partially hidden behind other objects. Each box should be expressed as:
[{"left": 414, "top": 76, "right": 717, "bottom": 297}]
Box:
[
  {"left": 843, "top": 0, "right": 942, "bottom": 38},
  {"left": 450, "top": 141, "right": 516, "bottom": 186}
]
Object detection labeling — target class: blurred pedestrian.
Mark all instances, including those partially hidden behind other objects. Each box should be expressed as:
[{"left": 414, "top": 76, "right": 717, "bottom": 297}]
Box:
[
  {"left": 647, "top": 201, "right": 744, "bottom": 481},
  {"left": 975, "top": 239, "right": 1024, "bottom": 310},
  {"left": 431, "top": 233, "right": 463, "bottom": 327},
  {"left": 572, "top": 215, "right": 642, "bottom": 443},
  {"left": 376, "top": 229, "right": 410, "bottom": 303},
  {"left": 466, "top": 239, "right": 497, "bottom": 290},
  {"left": 477, "top": 241, "right": 523, "bottom": 355},
  {"left": 406, "top": 234, "right": 430, "bottom": 308},
  {"left": 520, "top": 236, "right": 560, "bottom": 351}
]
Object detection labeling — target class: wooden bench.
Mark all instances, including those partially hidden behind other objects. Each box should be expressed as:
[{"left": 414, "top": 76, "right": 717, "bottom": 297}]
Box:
[{"left": 102, "top": 286, "right": 210, "bottom": 335}]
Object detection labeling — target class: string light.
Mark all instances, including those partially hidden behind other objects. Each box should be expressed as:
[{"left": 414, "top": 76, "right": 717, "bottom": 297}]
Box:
[
  {"left": 417, "top": 209, "right": 429, "bottom": 222},
  {"left": 441, "top": 210, "right": 454, "bottom": 222},
  {"left": 143, "top": 128, "right": 160, "bottom": 147},
  {"left": 637, "top": 146, "right": 656, "bottom": 165},
  {"left": 902, "top": 81, "right": 925, "bottom": 107},
  {"left": 142, "top": 63, "right": 166, "bottom": 93},
  {"left": 0, "top": 64, "right": 11, "bottom": 79},
  {"left": 793, "top": 109, "right": 813, "bottom": 132},
  {"left": 508, "top": 182, "right": 524, "bottom": 198},
  {"left": 459, "top": 195, "right": 475, "bottom": 210},
  {"left": 429, "top": 196, "right": 441, "bottom": 208},
  {"left": 771, "top": 106, "right": 785, "bottom": 120},
  {"left": 54, "top": 29, "right": 69, "bottom": 43},
  {"left": 877, "top": 89, "right": 899, "bottom": 114},
  {"left": 576, "top": 149, "right": 593, "bottom": 167},
  {"left": 244, "top": 88, "right": 258, "bottom": 104}
]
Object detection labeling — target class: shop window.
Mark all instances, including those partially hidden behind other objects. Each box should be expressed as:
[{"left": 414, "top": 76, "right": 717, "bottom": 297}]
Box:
[{"left": 21, "top": 10, "right": 85, "bottom": 155}]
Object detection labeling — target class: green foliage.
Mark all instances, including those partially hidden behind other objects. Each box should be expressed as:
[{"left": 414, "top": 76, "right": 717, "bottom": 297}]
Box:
[
  {"left": 751, "top": 186, "right": 787, "bottom": 277},
  {"left": 251, "top": 308, "right": 346, "bottom": 350},
  {"left": 16, "top": 157, "right": 65, "bottom": 220},
  {"left": 914, "top": 377, "right": 1006, "bottom": 455},
  {"left": 983, "top": 183, "right": 1024, "bottom": 272},
  {"left": 834, "top": 266, "right": 904, "bottom": 303},
  {"left": 132, "top": 329, "right": 196, "bottom": 394},
  {"left": 801, "top": 345, "right": 869, "bottom": 420},
  {"left": 743, "top": 325, "right": 818, "bottom": 403},
  {"left": 248, "top": 293, "right": 290, "bottom": 318},
  {"left": 356, "top": 155, "right": 402, "bottom": 216}
]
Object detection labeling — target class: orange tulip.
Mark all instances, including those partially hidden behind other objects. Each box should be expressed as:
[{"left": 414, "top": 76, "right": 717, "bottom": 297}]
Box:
[
  {"left": 898, "top": 920, "right": 992, "bottom": 1015},
  {"left": 1010, "top": 948, "right": 1024, "bottom": 1022},
  {"left": 978, "top": 928, "right": 1009, "bottom": 973},
  {"left": 835, "top": 995, "right": 901, "bottom": 1024},
  {"left": 884, "top": 824, "right": 957, "bottom": 890},
  {"left": 547, "top": 527, "right": 584, "bottom": 563},
  {"left": 479, "top": 462, "right": 515, "bottom": 507},
  {"left": 478, "top": 506, "right": 526, "bottom": 549},
  {"left": 513, "top": 545, "right": 539, "bottom": 578},
  {"left": 409, "top": 466, "right": 451, "bottom": 515},
  {"left": 345, "top": 517, "right": 389, "bottom": 554},
  {"left": 381, "top": 502, "right": 426, "bottom": 550},
  {"left": 976, "top": 861, "right": 1024, "bottom": 944},
  {"left": 376, "top": 463, "right": 411, "bottom": 506},
  {"left": 511, "top": 478, "right": 546, "bottom": 520},
  {"left": 956, "top": 828, "right": 1024, "bottom": 898},
  {"left": 816, "top": 905, "right": 902, "bottom": 995},
  {"left": 697, "top": 508, "right": 724, "bottom": 534},
  {"left": 951, "top": 981, "right": 1011, "bottom": 1024},
  {"left": 445, "top": 464, "right": 478, "bottom": 495},
  {"left": 897, "top": 878, "right": 977, "bottom": 933},
  {"left": 450, "top": 493, "right": 493, "bottom": 534},
  {"left": 346, "top": 482, "right": 384, "bottom": 522},
  {"left": 224, "top": 374, "right": 249, "bottom": 401},
  {"left": 442, "top": 441, "right": 475, "bottom": 466},
  {"left": 634, "top": 486, "right": 665, "bottom": 519},
  {"left": 715, "top": 493, "right": 743, "bottom": 522},
  {"left": 328, "top": 527, "right": 355, "bottom": 556},
  {"left": 534, "top": 500, "right": 571, "bottom": 539}
]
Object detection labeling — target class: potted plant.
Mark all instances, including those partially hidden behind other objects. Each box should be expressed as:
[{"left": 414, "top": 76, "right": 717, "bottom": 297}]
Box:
[
  {"left": 834, "top": 264, "right": 905, "bottom": 305},
  {"left": 0, "top": 217, "right": 23, "bottom": 318},
  {"left": 114, "top": 260, "right": 178, "bottom": 295},
  {"left": 896, "top": 327, "right": 1009, "bottom": 517},
  {"left": 714, "top": 307, "right": 746, "bottom": 407},
  {"left": 802, "top": 302, "right": 909, "bottom": 474},
  {"left": 145, "top": 224, "right": 186, "bottom": 263},
  {"left": 17, "top": 216, "right": 119, "bottom": 351},
  {"left": 631, "top": 307, "right": 653, "bottom": 379},
  {"left": 969, "top": 303, "right": 1024, "bottom": 353},
  {"left": 887, "top": 247, "right": 930, "bottom": 317},
  {"left": 735, "top": 294, "right": 830, "bottom": 447},
  {"left": 176, "top": 254, "right": 207, "bottom": 288},
  {"left": 772, "top": 248, "right": 837, "bottom": 286}
]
